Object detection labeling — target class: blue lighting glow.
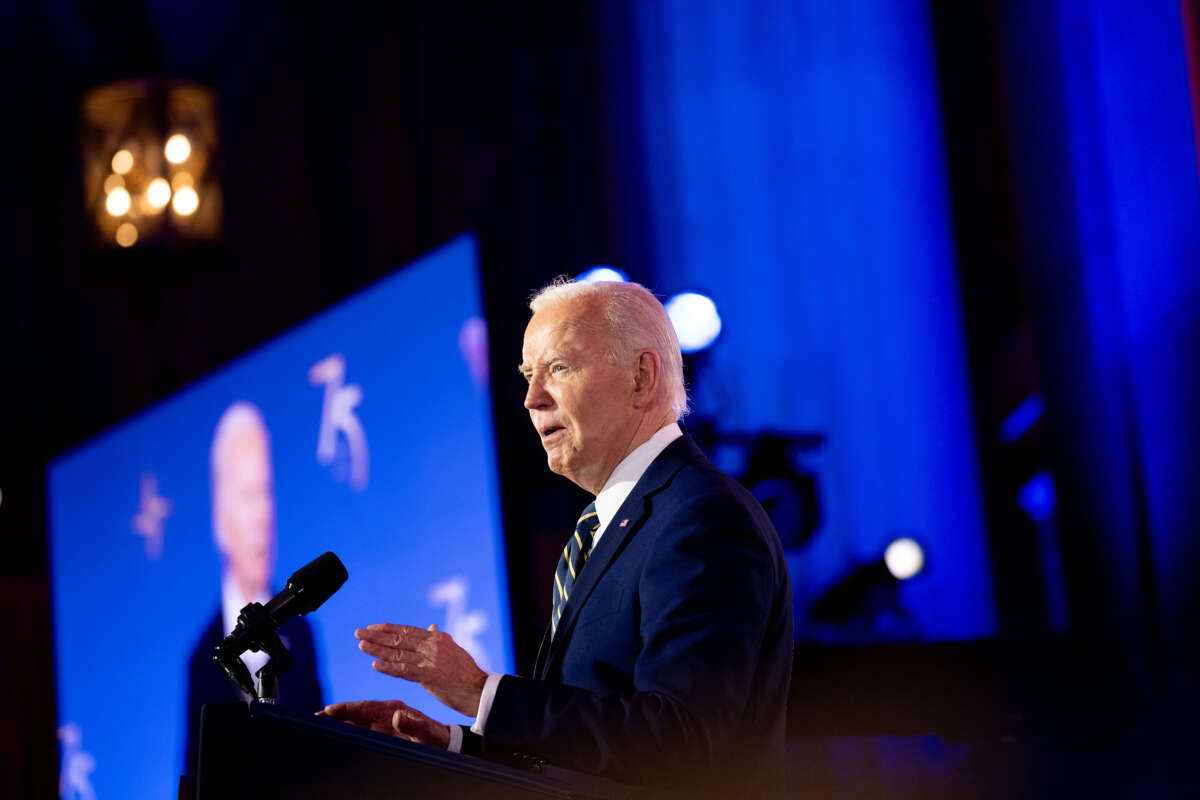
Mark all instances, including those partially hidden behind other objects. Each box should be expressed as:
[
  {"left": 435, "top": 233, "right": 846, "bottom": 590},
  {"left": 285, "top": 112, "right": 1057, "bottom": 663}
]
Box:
[
  {"left": 1000, "top": 394, "right": 1044, "bottom": 442},
  {"left": 576, "top": 266, "right": 629, "bottom": 284},
  {"left": 665, "top": 291, "right": 722, "bottom": 353},
  {"left": 1017, "top": 471, "right": 1057, "bottom": 523}
]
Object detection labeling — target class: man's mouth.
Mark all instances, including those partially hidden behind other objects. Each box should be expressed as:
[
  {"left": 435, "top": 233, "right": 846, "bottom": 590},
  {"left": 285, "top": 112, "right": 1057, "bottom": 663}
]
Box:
[{"left": 540, "top": 425, "right": 565, "bottom": 441}]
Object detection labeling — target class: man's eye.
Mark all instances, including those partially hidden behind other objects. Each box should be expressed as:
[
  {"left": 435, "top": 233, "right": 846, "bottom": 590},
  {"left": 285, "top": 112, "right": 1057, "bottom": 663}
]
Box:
[{"left": 552, "top": 364, "right": 568, "bottom": 374}]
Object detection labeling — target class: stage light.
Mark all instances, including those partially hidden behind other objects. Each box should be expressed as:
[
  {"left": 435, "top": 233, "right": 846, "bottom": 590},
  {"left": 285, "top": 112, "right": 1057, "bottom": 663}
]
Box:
[
  {"left": 105, "top": 186, "right": 131, "bottom": 216},
  {"left": 741, "top": 432, "right": 825, "bottom": 550},
  {"left": 884, "top": 537, "right": 924, "bottom": 580},
  {"left": 171, "top": 171, "right": 194, "bottom": 190},
  {"left": 809, "top": 538, "right": 925, "bottom": 640},
  {"left": 115, "top": 223, "right": 138, "bottom": 247},
  {"left": 103, "top": 174, "right": 125, "bottom": 194},
  {"left": 1017, "top": 470, "right": 1056, "bottom": 523},
  {"left": 172, "top": 186, "right": 199, "bottom": 216},
  {"left": 164, "top": 133, "right": 191, "bottom": 164},
  {"left": 111, "top": 149, "right": 133, "bottom": 175},
  {"left": 577, "top": 266, "right": 628, "bottom": 283},
  {"left": 665, "top": 291, "right": 722, "bottom": 353},
  {"left": 146, "top": 178, "right": 171, "bottom": 208}
]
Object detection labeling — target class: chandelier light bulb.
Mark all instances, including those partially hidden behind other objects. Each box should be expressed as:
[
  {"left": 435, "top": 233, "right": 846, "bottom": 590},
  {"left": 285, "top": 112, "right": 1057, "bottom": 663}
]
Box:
[
  {"left": 172, "top": 186, "right": 199, "bottom": 216},
  {"left": 115, "top": 222, "right": 138, "bottom": 247},
  {"left": 164, "top": 133, "right": 192, "bottom": 164},
  {"left": 105, "top": 187, "right": 132, "bottom": 216},
  {"left": 146, "top": 178, "right": 171, "bottom": 208},
  {"left": 111, "top": 149, "right": 134, "bottom": 175}
]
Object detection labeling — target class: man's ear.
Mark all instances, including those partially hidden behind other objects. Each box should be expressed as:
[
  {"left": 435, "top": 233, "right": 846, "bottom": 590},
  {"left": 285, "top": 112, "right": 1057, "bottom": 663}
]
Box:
[{"left": 631, "top": 350, "right": 661, "bottom": 408}]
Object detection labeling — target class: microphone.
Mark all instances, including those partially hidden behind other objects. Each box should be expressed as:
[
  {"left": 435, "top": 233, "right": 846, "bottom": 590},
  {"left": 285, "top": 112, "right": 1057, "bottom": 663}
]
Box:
[
  {"left": 214, "top": 552, "right": 348, "bottom": 697},
  {"left": 262, "top": 551, "right": 350, "bottom": 624}
]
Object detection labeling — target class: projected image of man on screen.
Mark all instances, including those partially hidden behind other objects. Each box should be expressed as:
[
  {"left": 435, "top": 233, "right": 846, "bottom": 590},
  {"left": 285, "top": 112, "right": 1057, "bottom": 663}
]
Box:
[
  {"left": 184, "top": 401, "right": 324, "bottom": 773},
  {"left": 322, "top": 281, "right": 793, "bottom": 797}
]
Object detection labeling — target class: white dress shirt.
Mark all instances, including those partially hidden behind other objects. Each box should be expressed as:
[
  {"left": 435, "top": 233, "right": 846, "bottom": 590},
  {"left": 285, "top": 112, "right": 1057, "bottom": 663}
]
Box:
[{"left": 448, "top": 422, "right": 683, "bottom": 752}]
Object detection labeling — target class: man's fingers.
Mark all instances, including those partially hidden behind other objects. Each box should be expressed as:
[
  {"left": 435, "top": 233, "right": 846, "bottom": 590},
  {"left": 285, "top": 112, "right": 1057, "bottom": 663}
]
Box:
[
  {"left": 391, "top": 707, "right": 426, "bottom": 735},
  {"left": 391, "top": 706, "right": 450, "bottom": 748},
  {"left": 358, "top": 639, "right": 436, "bottom": 668},
  {"left": 321, "top": 701, "right": 392, "bottom": 731},
  {"left": 358, "top": 623, "right": 432, "bottom": 647},
  {"left": 323, "top": 697, "right": 449, "bottom": 748},
  {"left": 322, "top": 700, "right": 380, "bottom": 720},
  {"left": 371, "top": 658, "right": 435, "bottom": 681}
]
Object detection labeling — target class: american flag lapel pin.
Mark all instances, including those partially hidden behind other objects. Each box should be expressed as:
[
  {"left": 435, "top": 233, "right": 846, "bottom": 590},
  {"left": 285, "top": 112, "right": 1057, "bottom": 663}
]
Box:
[{"left": 619, "top": 518, "right": 630, "bottom": 527}]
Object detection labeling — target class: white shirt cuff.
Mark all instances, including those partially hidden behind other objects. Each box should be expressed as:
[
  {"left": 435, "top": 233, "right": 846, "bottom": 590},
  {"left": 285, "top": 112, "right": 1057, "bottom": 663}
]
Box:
[
  {"left": 447, "top": 723, "right": 463, "bottom": 753},
  {"left": 470, "top": 673, "right": 504, "bottom": 736}
]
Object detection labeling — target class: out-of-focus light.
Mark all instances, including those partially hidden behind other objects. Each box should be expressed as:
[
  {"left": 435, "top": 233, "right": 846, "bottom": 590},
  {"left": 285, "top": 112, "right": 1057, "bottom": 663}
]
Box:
[
  {"left": 884, "top": 537, "right": 924, "bottom": 580},
  {"left": 111, "top": 149, "right": 134, "bottom": 175},
  {"left": 146, "top": 178, "right": 171, "bottom": 208},
  {"left": 172, "top": 186, "right": 199, "bottom": 215},
  {"left": 665, "top": 291, "right": 722, "bottom": 353},
  {"left": 115, "top": 222, "right": 138, "bottom": 247},
  {"left": 1000, "top": 394, "right": 1044, "bottom": 443},
  {"left": 83, "top": 81, "right": 221, "bottom": 245},
  {"left": 577, "top": 266, "right": 628, "bottom": 283},
  {"left": 164, "top": 133, "right": 191, "bottom": 164},
  {"left": 1017, "top": 470, "right": 1056, "bottom": 523},
  {"left": 105, "top": 187, "right": 131, "bottom": 216}
]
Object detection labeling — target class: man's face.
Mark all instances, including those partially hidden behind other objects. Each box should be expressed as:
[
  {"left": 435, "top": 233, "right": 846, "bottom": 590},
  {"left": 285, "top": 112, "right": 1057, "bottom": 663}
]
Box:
[
  {"left": 520, "top": 297, "right": 638, "bottom": 494},
  {"left": 216, "top": 429, "right": 276, "bottom": 597}
]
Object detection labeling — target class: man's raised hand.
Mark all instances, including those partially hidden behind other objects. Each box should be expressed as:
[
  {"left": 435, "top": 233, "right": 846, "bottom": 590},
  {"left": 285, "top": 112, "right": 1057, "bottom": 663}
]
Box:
[{"left": 355, "top": 622, "right": 488, "bottom": 716}]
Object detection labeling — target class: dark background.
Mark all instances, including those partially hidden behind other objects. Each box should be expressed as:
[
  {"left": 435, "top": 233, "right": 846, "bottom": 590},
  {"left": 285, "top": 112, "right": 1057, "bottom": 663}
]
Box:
[{"left": 4, "top": 0, "right": 1199, "bottom": 797}]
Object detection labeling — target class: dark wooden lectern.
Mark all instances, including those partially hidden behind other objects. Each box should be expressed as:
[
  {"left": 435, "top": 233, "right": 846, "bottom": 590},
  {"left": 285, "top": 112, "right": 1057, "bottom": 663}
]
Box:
[{"left": 190, "top": 702, "right": 649, "bottom": 799}]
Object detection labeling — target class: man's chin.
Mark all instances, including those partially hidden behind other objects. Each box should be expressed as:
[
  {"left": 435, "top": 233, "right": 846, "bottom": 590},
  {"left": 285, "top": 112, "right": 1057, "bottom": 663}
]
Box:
[{"left": 545, "top": 452, "right": 576, "bottom": 481}]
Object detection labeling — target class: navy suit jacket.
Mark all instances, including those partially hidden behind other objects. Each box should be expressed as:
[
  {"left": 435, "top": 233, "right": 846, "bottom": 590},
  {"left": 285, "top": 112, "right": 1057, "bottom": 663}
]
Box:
[{"left": 477, "top": 434, "right": 793, "bottom": 796}]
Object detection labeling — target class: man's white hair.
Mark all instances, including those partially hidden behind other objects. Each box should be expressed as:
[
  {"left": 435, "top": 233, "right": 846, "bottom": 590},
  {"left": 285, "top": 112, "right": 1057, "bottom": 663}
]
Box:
[{"left": 529, "top": 278, "right": 689, "bottom": 419}]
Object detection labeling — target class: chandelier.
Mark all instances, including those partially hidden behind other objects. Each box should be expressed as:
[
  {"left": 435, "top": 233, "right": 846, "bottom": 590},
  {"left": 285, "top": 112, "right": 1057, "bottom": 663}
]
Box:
[{"left": 80, "top": 79, "right": 222, "bottom": 249}]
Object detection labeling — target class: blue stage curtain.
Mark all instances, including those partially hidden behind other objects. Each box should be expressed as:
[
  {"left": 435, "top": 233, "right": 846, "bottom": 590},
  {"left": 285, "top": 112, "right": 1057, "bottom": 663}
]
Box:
[
  {"left": 604, "top": 0, "right": 995, "bottom": 640},
  {"left": 999, "top": 0, "right": 1200, "bottom": 787}
]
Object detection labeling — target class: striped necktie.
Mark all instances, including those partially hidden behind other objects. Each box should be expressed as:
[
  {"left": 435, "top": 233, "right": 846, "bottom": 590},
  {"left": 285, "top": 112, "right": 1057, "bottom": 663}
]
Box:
[{"left": 551, "top": 502, "right": 599, "bottom": 638}]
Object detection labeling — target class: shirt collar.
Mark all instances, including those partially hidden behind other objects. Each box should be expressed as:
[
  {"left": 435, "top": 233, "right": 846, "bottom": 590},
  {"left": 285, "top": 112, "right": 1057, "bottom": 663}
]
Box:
[{"left": 593, "top": 422, "right": 683, "bottom": 540}]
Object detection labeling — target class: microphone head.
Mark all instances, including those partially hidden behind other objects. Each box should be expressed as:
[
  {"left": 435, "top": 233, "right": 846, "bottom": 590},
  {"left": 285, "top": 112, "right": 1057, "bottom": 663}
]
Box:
[{"left": 286, "top": 552, "right": 349, "bottom": 616}]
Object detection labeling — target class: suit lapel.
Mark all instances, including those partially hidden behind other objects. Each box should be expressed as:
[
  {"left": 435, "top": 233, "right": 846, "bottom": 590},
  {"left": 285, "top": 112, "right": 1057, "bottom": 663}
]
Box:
[
  {"left": 532, "top": 620, "right": 553, "bottom": 679},
  {"left": 539, "top": 435, "right": 698, "bottom": 675}
]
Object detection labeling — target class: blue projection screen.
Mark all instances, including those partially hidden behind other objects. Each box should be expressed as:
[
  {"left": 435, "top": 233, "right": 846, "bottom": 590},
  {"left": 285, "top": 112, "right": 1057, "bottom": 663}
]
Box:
[{"left": 47, "top": 235, "right": 512, "bottom": 798}]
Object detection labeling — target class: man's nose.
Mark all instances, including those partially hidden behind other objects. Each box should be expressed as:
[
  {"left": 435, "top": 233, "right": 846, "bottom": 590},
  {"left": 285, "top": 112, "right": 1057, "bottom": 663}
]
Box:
[{"left": 524, "top": 376, "right": 551, "bottom": 410}]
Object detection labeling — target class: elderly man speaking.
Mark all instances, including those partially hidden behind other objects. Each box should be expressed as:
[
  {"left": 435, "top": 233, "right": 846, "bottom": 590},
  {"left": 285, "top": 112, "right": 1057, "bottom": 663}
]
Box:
[{"left": 322, "top": 280, "right": 793, "bottom": 796}]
